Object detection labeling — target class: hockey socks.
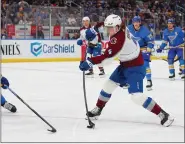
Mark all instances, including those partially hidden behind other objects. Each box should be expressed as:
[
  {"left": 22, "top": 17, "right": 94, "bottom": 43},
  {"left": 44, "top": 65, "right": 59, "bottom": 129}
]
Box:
[
  {"left": 142, "top": 97, "right": 161, "bottom": 115},
  {"left": 96, "top": 90, "right": 111, "bottom": 108},
  {"left": 139, "top": 96, "right": 174, "bottom": 126}
]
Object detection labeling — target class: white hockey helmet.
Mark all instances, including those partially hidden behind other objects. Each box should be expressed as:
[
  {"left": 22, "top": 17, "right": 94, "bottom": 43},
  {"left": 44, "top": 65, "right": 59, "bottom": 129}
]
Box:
[
  {"left": 82, "top": 16, "right": 90, "bottom": 22},
  {"left": 104, "top": 14, "right": 122, "bottom": 27}
]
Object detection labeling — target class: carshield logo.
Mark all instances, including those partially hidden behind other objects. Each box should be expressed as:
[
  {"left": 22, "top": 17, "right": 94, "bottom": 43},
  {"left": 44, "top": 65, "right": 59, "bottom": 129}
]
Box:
[
  {"left": 30, "top": 41, "right": 75, "bottom": 56},
  {"left": 31, "top": 42, "right": 42, "bottom": 56}
]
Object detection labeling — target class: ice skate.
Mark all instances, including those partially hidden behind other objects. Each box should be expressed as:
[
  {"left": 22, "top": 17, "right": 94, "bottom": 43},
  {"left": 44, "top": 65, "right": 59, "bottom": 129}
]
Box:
[
  {"left": 85, "top": 70, "right": 94, "bottom": 78},
  {"left": 158, "top": 109, "right": 174, "bottom": 127},
  {"left": 86, "top": 106, "right": 103, "bottom": 120},
  {"left": 2, "top": 102, "right": 17, "bottom": 113},
  {"left": 146, "top": 80, "right": 153, "bottom": 91},
  {"left": 178, "top": 68, "right": 182, "bottom": 75},
  {"left": 99, "top": 69, "right": 105, "bottom": 78},
  {"left": 181, "top": 74, "right": 185, "bottom": 80},
  {"left": 169, "top": 73, "right": 175, "bottom": 81}
]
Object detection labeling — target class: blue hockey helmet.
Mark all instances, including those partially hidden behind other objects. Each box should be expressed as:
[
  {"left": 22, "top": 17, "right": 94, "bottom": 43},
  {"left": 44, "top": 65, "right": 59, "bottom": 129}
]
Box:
[
  {"left": 167, "top": 18, "right": 175, "bottom": 24},
  {"left": 132, "top": 16, "right": 141, "bottom": 23},
  {"left": 85, "top": 28, "right": 97, "bottom": 41}
]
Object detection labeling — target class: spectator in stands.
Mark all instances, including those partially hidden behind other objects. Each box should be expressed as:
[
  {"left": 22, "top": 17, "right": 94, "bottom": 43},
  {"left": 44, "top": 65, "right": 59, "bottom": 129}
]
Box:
[
  {"left": 62, "top": 32, "right": 70, "bottom": 39},
  {"left": 8, "top": 9, "right": 16, "bottom": 24},
  {"left": 37, "top": 16, "right": 44, "bottom": 25},
  {"left": 39, "top": 9, "right": 49, "bottom": 20},
  {"left": 55, "top": 20, "right": 60, "bottom": 26},
  {"left": 67, "top": 14, "right": 77, "bottom": 26},
  {"left": 18, "top": 0, "right": 29, "bottom": 8},
  {"left": 1, "top": 3, "right": 6, "bottom": 17},
  {"left": 27, "top": 16, "right": 36, "bottom": 25},
  {"left": 33, "top": 25, "right": 44, "bottom": 39},
  {"left": 1, "top": 28, "right": 7, "bottom": 39},
  {"left": 16, "top": 6, "right": 28, "bottom": 24},
  {"left": 71, "top": 32, "right": 79, "bottom": 39},
  {"left": 1, "top": 0, "right": 184, "bottom": 40},
  {"left": 28, "top": 7, "right": 37, "bottom": 19}
]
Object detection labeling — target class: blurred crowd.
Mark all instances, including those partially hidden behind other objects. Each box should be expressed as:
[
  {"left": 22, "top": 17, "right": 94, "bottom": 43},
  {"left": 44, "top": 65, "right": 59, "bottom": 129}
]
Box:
[{"left": 1, "top": 0, "right": 185, "bottom": 39}]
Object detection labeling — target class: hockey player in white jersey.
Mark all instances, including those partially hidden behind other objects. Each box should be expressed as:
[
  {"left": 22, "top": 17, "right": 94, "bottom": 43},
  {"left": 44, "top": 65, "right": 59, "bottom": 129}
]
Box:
[
  {"left": 77, "top": 17, "right": 105, "bottom": 77},
  {"left": 79, "top": 14, "right": 174, "bottom": 127}
]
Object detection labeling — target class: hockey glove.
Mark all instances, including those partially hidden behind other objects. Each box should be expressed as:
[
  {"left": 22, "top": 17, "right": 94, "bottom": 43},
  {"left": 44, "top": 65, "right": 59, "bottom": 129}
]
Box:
[
  {"left": 79, "top": 58, "right": 94, "bottom": 71},
  {"left": 156, "top": 48, "right": 163, "bottom": 53},
  {"left": 1, "top": 76, "right": 9, "bottom": 89},
  {"left": 77, "top": 40, "right": 83, "bottom": 46},
  {"left": 86, "top": 28, "right": 97, "bottom": 41}
]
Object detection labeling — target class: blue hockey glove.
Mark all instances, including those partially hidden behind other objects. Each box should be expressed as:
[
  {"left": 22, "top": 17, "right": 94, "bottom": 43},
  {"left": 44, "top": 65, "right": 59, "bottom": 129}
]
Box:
[
  {"left": 1, "top": 76, "right": 9, "bottom": 89},
  {"left": 77, "top": 40, "right": 83, "bottom": 46},
  {"left": 156, "top": 48, "right": 163, "bottom": 53},
  {"left": 79, "top": 58, "right": 94, "bottom": 71},
  {"left": 86, "top": 28, "right": 97, "bottom": 41}
]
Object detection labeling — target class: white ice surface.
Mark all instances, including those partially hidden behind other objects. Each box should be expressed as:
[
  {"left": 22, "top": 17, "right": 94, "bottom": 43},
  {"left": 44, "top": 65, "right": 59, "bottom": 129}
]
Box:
[{"left": 1, "top": 60, "right": 184, "bottom": 142}]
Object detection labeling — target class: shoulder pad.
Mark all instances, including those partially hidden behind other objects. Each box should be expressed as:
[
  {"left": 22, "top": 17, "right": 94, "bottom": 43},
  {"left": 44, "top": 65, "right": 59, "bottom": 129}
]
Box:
[{"left": 80, "top": 27, "right": 85, "bottom": 31}]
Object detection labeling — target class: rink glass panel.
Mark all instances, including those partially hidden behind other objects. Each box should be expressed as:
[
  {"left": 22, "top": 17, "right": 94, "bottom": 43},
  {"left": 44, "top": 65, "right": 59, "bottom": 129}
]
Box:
[{"left": 2, "top": 6, "right": 184, "bottom": 40}]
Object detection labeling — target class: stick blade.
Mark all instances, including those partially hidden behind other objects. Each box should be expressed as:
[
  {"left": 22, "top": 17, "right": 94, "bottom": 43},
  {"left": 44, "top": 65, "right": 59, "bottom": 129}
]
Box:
[
  {"left": 87, "top": 121, "right": 95, "bottom": 129},
  {"left": 48, "top": 129, "right": 57, "bottom": 133}
]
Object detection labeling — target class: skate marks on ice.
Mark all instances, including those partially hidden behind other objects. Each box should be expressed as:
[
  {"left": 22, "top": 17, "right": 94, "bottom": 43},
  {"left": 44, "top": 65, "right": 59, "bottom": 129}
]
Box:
[
  {"left": 2, "top": 65, "right": 109, "bottom": 79},
  {"left": 2, "top": 65, "right": 81, "bottom": 75},
  {"left": 1, "top": 62, "right": 184, "bottom": 142},
  {"left": 2, "top": 113, "right": 184, "bottom": 128},
  {"left": 2, "top": 113, "right": 184, "bottom": 142}
]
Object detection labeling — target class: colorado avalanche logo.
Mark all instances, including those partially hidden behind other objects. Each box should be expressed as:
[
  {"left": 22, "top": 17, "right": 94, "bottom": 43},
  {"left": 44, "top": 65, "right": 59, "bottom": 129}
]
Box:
[{"left": 110, "top": 37, "right": 117, "bottom": 44}]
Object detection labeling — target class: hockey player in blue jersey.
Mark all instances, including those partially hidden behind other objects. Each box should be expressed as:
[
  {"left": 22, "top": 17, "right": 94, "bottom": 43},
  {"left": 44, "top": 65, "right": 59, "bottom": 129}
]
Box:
[
  {"left": 1, "top": 76, "right": 17, "bottom": 113},
  {"left": 157, "top": 19, "right": 185, "bottom": 80},
  {"left": 127, "top": 16, "right": 154, "bottom": 90}
]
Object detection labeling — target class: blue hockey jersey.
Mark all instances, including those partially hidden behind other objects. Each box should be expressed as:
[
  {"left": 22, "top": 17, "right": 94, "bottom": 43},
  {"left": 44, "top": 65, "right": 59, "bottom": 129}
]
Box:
[
  {"left": 127, "top": 24, "right": 154, "bottom": 52},
  {"left": 160, "top": 27, "right": 184, "bottom": 49}
]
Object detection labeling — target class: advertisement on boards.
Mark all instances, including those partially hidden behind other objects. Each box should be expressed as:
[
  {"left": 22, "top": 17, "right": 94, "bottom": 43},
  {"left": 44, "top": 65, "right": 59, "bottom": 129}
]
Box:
[
  {"left": 1, "top": 40, "right": 81, "bottom": 62},
  {"left": 1, "top": 41, "right": 21, "bottom": 56},
  {"left": 30, "top": 41, "right": 75, "bottom": 57}
]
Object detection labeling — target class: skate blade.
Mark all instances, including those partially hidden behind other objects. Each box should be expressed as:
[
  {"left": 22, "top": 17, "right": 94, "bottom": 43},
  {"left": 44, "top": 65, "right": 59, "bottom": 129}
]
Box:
[
  {"left": 85, "top": 116, "right": 99, "bottom": 121},
  {"left": 99, "top": 75, "right": 106, "bottom": 78},
  {"left": 178, "top": 73, "right": 182, "bottom": 75},
  {"left": 180, "top": 75, "right": 185, "bottom": 80},
  {"left": 85, "top": 75, "right": 94, "bottom": 78},
  {"left": 163, "top": 117, "right": 174, "bottom": 127},
  {"left": 169, "top": 78, "right": 175, "bottom": 81}
]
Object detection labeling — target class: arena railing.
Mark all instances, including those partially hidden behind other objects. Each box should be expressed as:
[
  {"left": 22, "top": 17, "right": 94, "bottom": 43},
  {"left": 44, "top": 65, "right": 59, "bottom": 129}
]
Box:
[{"left": 2, "top": 6, "right": 184, "bottom": 40}]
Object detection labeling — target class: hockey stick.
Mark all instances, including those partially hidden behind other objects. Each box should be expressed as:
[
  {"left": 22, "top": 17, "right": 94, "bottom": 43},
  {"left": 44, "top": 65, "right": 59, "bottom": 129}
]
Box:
[
  {"left": 6, "top": 86, "right": 57, "bottom": 133},
  {"left": 81, "top": 44, "right": 95, "bottom": 129},
  {"left": 150, "top": 47, "right": 179, "bottom": 62},
  {"left": 153, "top": 56, "right": 179, "bottom": 62}
]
